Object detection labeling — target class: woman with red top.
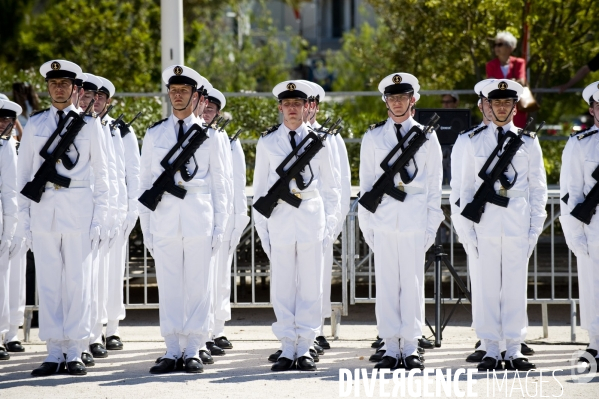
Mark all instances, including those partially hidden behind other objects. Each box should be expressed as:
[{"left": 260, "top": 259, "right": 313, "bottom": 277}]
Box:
[{"left": 486, "top": 31, "right": 527, "bottom": 127}]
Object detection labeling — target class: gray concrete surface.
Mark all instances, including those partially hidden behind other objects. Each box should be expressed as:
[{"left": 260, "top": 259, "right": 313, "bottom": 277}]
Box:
[{"left": 1, "top": 305, "right": 597, "bottom": 398}]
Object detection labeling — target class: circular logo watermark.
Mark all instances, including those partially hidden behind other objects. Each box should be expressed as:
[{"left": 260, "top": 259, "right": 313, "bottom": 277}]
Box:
[{"left": 570, "top": 350, "right": 597, "bottom": 384}]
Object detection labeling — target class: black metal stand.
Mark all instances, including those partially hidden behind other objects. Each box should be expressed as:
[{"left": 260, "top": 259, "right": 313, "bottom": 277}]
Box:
[{"left": 424, "top": 229, "right": 472, "bottom": 348}]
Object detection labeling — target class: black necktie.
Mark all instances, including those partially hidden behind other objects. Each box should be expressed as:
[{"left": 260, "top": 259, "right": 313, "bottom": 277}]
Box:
[
  {"left": 177, "top": 119, "right": 185, "bottom": 142},
  {"left": 394, "top": 123, "right": 402, "bottom": 143},
  {"left": 57, "top": 110, "right": 64, "bottom": 125},
  {"left": 289, "top": 130, "right": 297, "bottom": 150},
  {"left": 497, "top": 126, "right": 507, "bottom": 147}
]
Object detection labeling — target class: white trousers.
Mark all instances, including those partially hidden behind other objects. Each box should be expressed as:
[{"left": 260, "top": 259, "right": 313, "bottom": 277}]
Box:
[
  {"left": 474, "top": 235, "right": 528, "bottom": 359},
  {"left": 32, "top": 232, "right": 92, "bottom": 349},
  {"left": 210, "top": 238, "right": 231, "bottom": 339},
  {"left": 89, "top": 242, "right": 110, "bottom": 346},
  {"left": 3, "top": 247, "right": 27, "bottom": 342},
  {"left": 374, "top": 231, "right": 425, "bottom": 358},
  {"left": 0, "top": 250, "right": 9, "bottom": 335},
  {"left": 317, "top": 242, "right": 334, "bottom": 337},
  {"left": 577, "top": 244, "right": 599, "bottom": 344},
  {"left": 271, "top": 241, "right": 324, "bottom": 359},
  {"left": 106, "top": 232, "right": 127, "bottom": 337},
  {"left": 153, "top": 235, "right": 213, "bottom": 343}
]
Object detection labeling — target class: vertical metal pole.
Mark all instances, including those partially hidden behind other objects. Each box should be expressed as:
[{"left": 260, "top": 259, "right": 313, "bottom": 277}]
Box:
[
  {"left": 160, "top": 0, "right": 184, "bottom": 117},
  {"left": 349, "top": 203, "right": 356, "bottom": 305},
  {"left": 341, "top": 216, "right": 348, "bottom": 316},
  {"left": 571, "top": 299, "right": 577, "bottom": 342},
  {"left": 251, "top": 206, "right": 256, "bottom": 304},
  {"left": 551, "top": 202, "right": 555, "bottom": 299},
  {"left": 144, "top": 245, "right": 148, "bottom": 305},
  {"left": 434, "top": 244, "right": 442, "bottom": 347},
  {"left": 126, "top": 240, "right": 130, "bottom": 306}
]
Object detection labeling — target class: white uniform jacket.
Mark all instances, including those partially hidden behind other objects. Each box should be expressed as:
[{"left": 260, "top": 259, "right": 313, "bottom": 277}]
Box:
[
  {"left": 231, "top": 138, "right": 250, "bottom": 231},
  {"left": 103, "top": 116, "right": 128, "bottom": 226},
  {"left": 459, "top": 121, "right": 547, "bottom": 240},
  {"left": 0, "top": 137, "right": 18, "bottom": 243},
  {"left": 252, "top": 123, "right": 341, "bottom": 246},
  {"left": 121, "top": 125, "right": 141, "bottom": 218},
  {"left": 17, "top": 105, "right": 109, "bottom": 235},
  {"left": 215, "top": 128, "right": 234, "bottom": 239},
  {"left": 358, "top": 116, "right": 444, "bottom": 237},
  {"left": 98, "top": 117, "right": 120, "bottom": 231},
  {"left": 560, "top": 126, "right": 599, "bottom": 242},
  {"left": 139, "top": 114, "right": 228, "bottom": 238}
]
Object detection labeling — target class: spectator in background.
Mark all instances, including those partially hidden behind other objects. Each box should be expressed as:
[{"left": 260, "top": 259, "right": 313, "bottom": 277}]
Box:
[
  {"left": 12, "top": 83, "right": 40, "bottom": 141},
  {"left": 0, "top": 93, "right": 23, "bottom": 141},
  {"left": 556, "top": 53, "right": 599, "bottom": 93},
  {"left": 486, "top": 31, "right": 527, "bottom": 127},
  {"left": 441, "top": 93, "right": 459, "bottom": 109}
]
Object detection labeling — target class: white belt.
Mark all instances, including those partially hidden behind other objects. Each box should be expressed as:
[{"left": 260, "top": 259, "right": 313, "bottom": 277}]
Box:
[
  {"left": 383, "top": 185, "right": 426, "bottom": 196},
  {"left": 277, "top": 189, "right": 319, "bottom": 203},
  {"left": 496, "top": 189, "right": 527, "bottom": 198},
  {"left": 167, "top": 184, "right": 210, "bottom": 194},
  {"left": 45, "top": 180, "right": 89, "bottom": 190}
]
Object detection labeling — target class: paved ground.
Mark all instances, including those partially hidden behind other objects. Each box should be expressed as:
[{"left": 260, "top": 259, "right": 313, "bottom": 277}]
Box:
[{"left": 1, "top": 305, "right": 597, "bottom": 398}]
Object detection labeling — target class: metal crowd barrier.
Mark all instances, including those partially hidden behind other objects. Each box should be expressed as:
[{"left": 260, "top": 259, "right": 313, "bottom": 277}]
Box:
[{"left": 23, "top": 187, "right": 581, "bottom": 342}]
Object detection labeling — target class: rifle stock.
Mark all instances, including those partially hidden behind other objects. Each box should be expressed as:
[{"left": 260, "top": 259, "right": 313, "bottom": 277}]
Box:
[{"left": 570, "top": 164, "right": 599, "bottom": 225}]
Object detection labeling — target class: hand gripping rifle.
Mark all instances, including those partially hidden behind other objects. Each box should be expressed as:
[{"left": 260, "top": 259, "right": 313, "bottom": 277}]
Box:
[
  {"left": 108, "top": 113, "right": 125, "bottom": 136},
  {"left": 570, "top": 164, "right": 599, "bottom": 224},
  {"left": 358, "top": 114, "right": 440, "bottom": 213},
  {"left": 117, "top": 111, "right": 143, "bottom": 138},
  {"left": 461, "top": 118, "right": 535, "bottom": 224},
  {"left": 100, "top": 105, "right": 114, "bottom": 124},
  {"left": 0, "top": 122, "right": 14, "bottom": 141},
  {"left": 138, "top": 117, "right": 225, "bottom": 211},
  {"left": 20, "top": 100, "right": 95, "bottom": 203},
  {"left": 253, "top": 128, "right": 331, "bottom": 218}
]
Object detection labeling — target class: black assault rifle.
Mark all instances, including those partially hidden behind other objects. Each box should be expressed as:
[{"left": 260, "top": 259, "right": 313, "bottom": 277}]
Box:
[
  {"left": 138, "top": 117, "right": 225, "bottom": 211},
  {"left": 229, "top": 128, "right": 243, "bottom": 143},
  {"left": 253, "top": 127, "right": 332, "bottom": 218},
  {"left": 571, "top": 164, "right": 599, "bottom": 225},
  {"left": 20, "top": 100, "right": 95, "bottom": 203},
  {"left": 108, "top": 113, "right": 124, "bottom": 136},
  {"left": 116, "top": 111, "right": 143, "bottom": 138},
  {"left": 0, "top": 122, "right": 14, "bottom": 140},
  {"left": 358, "top": 114, "right": 440, "bottom": 213},
  {"left": 461, "top": 118, "right": 535, "bottom": 223}
]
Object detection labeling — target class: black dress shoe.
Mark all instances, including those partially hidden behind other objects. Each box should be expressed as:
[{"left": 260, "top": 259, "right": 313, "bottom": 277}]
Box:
[
  {"left": 369, "top": 349, "right": 386, "bottom": 362},
  {"left": 150, "top": 358, "right": 177, "bottom": 374},
  {"left": 81, "top": 352, "right": 95, "bottom": 367},
  {"left": 199, "top": 350, "right": 214, "bottom": 364},
  {"left": 520, "top": 343, "right": 535, "bottom": 356},
  {"left": 5, "top": 341, "right": 25, "bottom": 352},
  {"left": 313, "top": 343, "right": 324, "bottom": 355},
  {"left": 271, "top": 356, "right": 295, "bottom": 371},
  {"left": 176, "top": 357, "right": 185, "bottom": 371},
  {"left": 185, "top": 358, "right": 204, "bottom": 373},
  {"left": 404, "top": 355, "right": 425, "bottom": 370},
  {"left": 0, "top": 347, "right": 9, "bottom": 360},
  {"left": 206, "top": 341, "right": 225, "bottom": 356},
  {"left": 315, "top": 336, "right": 331, "bottom": 350},
  {"left": 31, "top": 362, "right": 65, "bottom": 377},
  {"left": 474, "top": 340, "right": 481, "bottom": 349},
  {"left": 90, "top": 343, "right": 108, "bottom": 358},
  {"left": 418, "top": 336, "right": 434, "bottom": 349},
  {"left": 478, "top": 357, "right": 503, "bottom": 371},
  {"left": 578, "top": 348, "right": 598, "bottom": 363},
  {"left": 374, "top": 355, "right": 401, "bottom": 369},
  {"left": 67, "top": 361, "right": 87, "bottom": 375},
  {"left": 309, "top": 349, "right": 319, "bottom": 363},
  {"left": 417, "top": 346, "right": 425, "bottom": 355},
  {"left": 214, "top": 336, "right": 233, "bottom": 350},
  {"left": 371, "top": 337, "right": 383, "bottom": 349},
  {"left": 466, "top": 350, "right": 486, "bottom": 363},
  {"left": 297, "top": 356, "right": 317, "bottom": 371},
  {"left": 505, "top": 357, "right": 536, "bottom": 371},
  {"left": 105, "top": 335, "right": 124, "bottom": 350},
  {"left": 501, "top": 351, "right": 506, "bottom": 361},
  {"left": 268, "top": 350, "right": 282, "bottom": 362}
]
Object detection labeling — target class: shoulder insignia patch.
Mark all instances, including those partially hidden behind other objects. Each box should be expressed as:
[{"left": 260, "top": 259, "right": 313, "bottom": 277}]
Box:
[
  {"left": 30, "top": 108, "right": 49, "bottom": 117},
  {"left": 570, "top": 126, "right": 593, "bottom": 137},
  {"left": 369, "top": 120, "right": 386, "bottom": 131},
  {"left": 469, "top": 125, "right": 486, "bottom": 138},
  {"left": 0, "top": 134, "right": 11, "bottom": 141},
  {"left": 520, "top": 129, "right": 537, "bottom": 139},
  {"left": 83, "top": 112, "right": 98, "bottom": 118},
  {"left": 261, "top": 124, "right": 280, "bottom": 137},
  {"left": 577, "top": 128, "right": 599, "bottom": 141},
  {"left": 149, "top": 118, "right": 168, "bottom": 130}
]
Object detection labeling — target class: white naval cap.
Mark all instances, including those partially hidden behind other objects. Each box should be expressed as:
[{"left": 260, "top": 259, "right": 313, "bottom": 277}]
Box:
[
  {"left": 582, "top": 81, "right": 599, "bottom": 105},
  {"left": 0, "top": 99, "right": 23, "bottom": 118},
  {"left": 97, "top": 76, "right": 116, "bottom": 98},
  {"left": 306, "top": 81, "right": 325, "bottom": 103},
  {"left": 378, "top": 72, "right": 420, "bottom": 95},
  {"left": 198, "top": 78, "right": 213, "bottom": 96},
  {"left": 81, "top": 73, "right": 103, "bottom": 92},
  {"left": 206, "top": 88, "right": 226, "bottom": 110},
  {"left": 0, "top": 94, "right": 8, "bottom": 100},
  {"left": 481, "top": 79, "right": 523, "bottom": 101},
  {"left": 162, "top": 65, "right": 205, "bottom": 89},
  {"left": 40, "top": 59, "right": 82, "bottom": 81},
  {"left": 272, "top": 80, "right": 313, "bottom": 100},
  {"left": 474, "top": 79, "right": 496, "bottom": 97}
]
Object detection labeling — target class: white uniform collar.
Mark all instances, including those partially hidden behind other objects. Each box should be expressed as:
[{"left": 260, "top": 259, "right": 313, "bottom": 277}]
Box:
[
  {"left": 171, "top": 113, "right": 196, "bottom": 131},
  {"left": 50, "top": 103, "right": 76, "bottom": 120},
  {"left": 388, "top": 115, "right": 416, "bottom": 135},
  {"left": 281, "top": 122, "right": 308, "bottom": 136},
  {"left": 488, "top": 120, "right": 515, "bottom": 135}
]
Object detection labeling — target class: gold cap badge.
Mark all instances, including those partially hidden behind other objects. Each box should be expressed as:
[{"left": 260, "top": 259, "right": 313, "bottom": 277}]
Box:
[
  {"left": 392, "top": 74, "right": 402, "bottom": 84},
  {"left": 498, "top": 81, "right": 508, "bottom": 90},
  {"left": 286, "top": 82, "right": 296, "bottom": 91},
  {"left": 51, "top": 61, "right": 61, "bottom": 70},
  {"left": 173, "top": 66, "right": 183, "bottom": 75}
]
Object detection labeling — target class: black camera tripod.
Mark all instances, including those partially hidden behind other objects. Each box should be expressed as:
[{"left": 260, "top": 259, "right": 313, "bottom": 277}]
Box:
[{"left": 424, "top": 228, "right": 472, "bottom": 348}]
